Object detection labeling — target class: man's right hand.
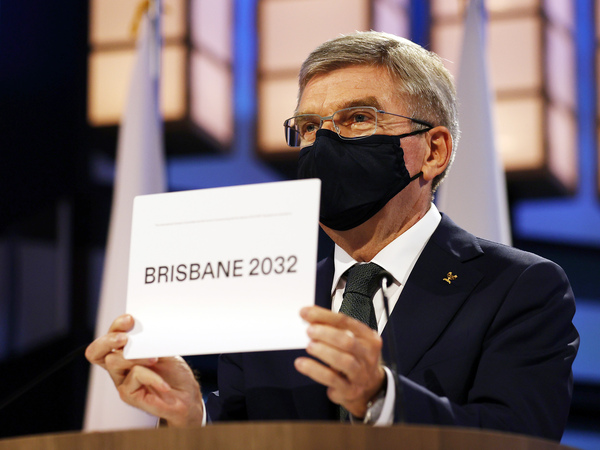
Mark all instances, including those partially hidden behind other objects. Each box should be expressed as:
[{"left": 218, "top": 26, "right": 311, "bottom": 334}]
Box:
[{"left": 85, "top": 314, "right": 204, "bottom": 427}]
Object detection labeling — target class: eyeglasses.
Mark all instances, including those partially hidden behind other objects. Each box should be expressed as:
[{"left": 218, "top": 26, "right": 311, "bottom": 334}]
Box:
[{"left": 283, "top": 106, "right": 433, "bottom": 147}]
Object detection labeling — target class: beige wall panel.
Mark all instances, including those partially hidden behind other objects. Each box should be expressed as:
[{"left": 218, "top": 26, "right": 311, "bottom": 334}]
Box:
[
  {"left": 430, "top": 22, "right": 463, "bottom": 79},
  {"left": 190, "top": 0, "right": 232, "bottom": 61},
  {"left": 546, "top": 24, "right": 576, "bottom": 109},
  {"left": 259, "top": 0, "right": 369, "bottom": 72},
  {"left": 258, "top": 76, "right": 300, "bottom": 153},
  {"left": 191, "top": 52, "right": 233, "bottom": 145},
  {"left": 489, "top": 18, "right": 542, "bottom": 92},
  {"left": 547, "top": 105, "right": 577, "bottom": 190},
  {"left": 88, "top": 46, "right": 186, "bottom": 125},
  {"left": 90, "top": 0, "right": 186, "bottom": 45},
  {"left": 495, "top": 97, "right": 544, "bottom": 171}
]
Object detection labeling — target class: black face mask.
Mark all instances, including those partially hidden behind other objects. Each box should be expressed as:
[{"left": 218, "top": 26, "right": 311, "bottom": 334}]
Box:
[{"left": 297, "top": 128, "right": 427, "bottom": 231}]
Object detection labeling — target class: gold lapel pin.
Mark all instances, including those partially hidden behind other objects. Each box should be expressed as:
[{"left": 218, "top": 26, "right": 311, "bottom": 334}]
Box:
[{"left": 443, "top": 272, "right": 458, "bottom": 284}]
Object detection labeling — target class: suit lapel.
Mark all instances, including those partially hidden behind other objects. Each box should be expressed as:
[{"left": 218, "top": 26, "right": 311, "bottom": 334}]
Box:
[
  {"left": 382, "top": 215, "right": 485, "bottom": 375},
  {"left": 315, "top": 255, "right": 334, "bottom": 309}
]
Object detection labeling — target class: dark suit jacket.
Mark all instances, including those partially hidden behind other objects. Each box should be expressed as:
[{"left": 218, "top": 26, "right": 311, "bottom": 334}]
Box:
[{"left": 206, "top": 214, "right": 579, "bottom": 441}]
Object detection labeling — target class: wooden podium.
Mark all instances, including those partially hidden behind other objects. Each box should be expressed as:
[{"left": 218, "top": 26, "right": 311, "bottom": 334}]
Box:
[{"left": 0, "top": 423, "right": 577, "bottom": 450}]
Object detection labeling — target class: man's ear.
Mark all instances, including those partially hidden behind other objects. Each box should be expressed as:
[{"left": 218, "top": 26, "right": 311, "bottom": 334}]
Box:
[{"left": 421, "top": 126, "right": 452, "bottom": 182}]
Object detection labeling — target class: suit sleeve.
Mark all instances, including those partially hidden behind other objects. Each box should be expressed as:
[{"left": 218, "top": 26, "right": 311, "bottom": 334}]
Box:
[
  {"left": 396, "top": 259, "right": 579, "bottom": 441},
  {"left": 205, "top": 353, "right": 247, "bottom": 422}
]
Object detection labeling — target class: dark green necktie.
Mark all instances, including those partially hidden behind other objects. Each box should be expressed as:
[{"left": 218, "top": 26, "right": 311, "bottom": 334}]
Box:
[
  {"left": 339, "top": 262, "right": 387, "bottom": 331},
  {"left": 338, "top": 262, "right": 386, "bottom": 421}
]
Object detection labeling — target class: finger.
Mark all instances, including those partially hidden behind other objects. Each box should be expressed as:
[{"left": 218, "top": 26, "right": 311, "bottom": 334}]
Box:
[
  {"left": 120, "top": 365, "right": 171, "bottom": 399},
  {"left": 307, "top": 325, "right": 361, "bottom": 360},
  {"left": 103, "top": 350, "right": 134, "bottom": 386},
  {"left": 308, "top": 324, "right": 357, "bottom": 351},
  {"left": 306, "top": 339, "right": 362, "bottom": 380},
  {"left": 117, "top": 366, "right": 173, "bottom": 415},
  {"left": 306, "top": 323, "right": 381, "bottom": 364},
  {"left": 105, "top": 351, "right": 159, "bottom": 373},
  {"left": 85, "top": 315, "right": 135, "bottom": 366},
  {"left": 294, "top": 356, "right": 350, "bottom": 395},
  {"left": 85, "top": 332, "right": 128, "bottom": 367},
  {"left": 108, "top": 314, "right": 135, "bottom": 333},
  {"left": 301, "top": 306, "right": 377, "bottom": 338},
  {"left": 104, "top": 350, "right": 159, "bottom": 383}
]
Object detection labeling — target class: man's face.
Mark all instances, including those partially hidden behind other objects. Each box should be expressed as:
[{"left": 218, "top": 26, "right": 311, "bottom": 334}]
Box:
[{"left": 297, "top": 65, "right": 430, "bottom": 235}]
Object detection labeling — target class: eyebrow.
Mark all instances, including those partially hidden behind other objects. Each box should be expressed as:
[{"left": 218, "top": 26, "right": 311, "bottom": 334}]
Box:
[
  {"left": 296, "top": 96, "right": 384, "bottom": 116},
  {"left": 342, "top": 97, "right": 383, "bottom": 110}
]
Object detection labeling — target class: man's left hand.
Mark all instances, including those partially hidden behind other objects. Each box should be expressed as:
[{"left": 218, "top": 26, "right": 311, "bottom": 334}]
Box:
[{"left": 294, "top": 305, "right": 386, "bottom": 418}]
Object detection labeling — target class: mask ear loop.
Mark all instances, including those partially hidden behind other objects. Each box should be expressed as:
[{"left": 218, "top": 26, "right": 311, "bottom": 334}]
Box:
[
  {"left": 408, "top": 171, "right": 423, "bottom": 183},
  {"left": 398, "top": 126, "right": 430, "bottom": 184}
]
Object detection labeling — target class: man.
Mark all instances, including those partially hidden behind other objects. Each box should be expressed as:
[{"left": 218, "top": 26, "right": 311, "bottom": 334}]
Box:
[{"left": 86, "top": 32, "right": 579, "bottom": 440}]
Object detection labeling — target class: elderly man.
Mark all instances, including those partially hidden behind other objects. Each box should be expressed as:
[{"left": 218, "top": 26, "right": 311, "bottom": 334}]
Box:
[{"left": 86, "top": 31, "right": 578, "bottom": 441}]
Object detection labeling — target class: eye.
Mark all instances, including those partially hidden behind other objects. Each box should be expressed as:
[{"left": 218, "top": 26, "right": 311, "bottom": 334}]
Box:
[
  {"left": 293, "top": 114, "right": 322, "bottom": 142},
  {"left": 354, "top": 109, "right": 376, "bottom": 121},
  {"left": 303, "top": 122, "right": 320, "bottom": 134},
  {"left": 336, "top": 108, "right": 377, "bottom": 126},
  {"left": 352, "top": 113, "right": 369, "bottom": 123}
]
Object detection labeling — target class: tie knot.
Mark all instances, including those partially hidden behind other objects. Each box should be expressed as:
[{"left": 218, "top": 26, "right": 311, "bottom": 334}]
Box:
[{"left": 344, "top": 262, "right": 387, "bottom": 299}]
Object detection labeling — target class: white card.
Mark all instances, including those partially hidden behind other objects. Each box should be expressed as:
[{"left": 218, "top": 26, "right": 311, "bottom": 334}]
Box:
[{"left": 123, "top": 179, "right": 321, "bottom": 359}]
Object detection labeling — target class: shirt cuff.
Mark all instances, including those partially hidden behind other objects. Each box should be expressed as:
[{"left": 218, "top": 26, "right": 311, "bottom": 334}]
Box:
[
  {"left": 155, "top": 398, "right": 208, "bottom": 427},
  {"left": 372, "top": 366, "right": 396, "bottom": 426},
  {"left": 201, "top": 397, "right": 208, "bottom": 425}
]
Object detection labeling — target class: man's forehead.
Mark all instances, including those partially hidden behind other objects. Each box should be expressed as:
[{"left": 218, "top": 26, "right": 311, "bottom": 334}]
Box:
[
  {"left": 296, "top": 96, "right": 384, "bottom": 116},
  {"left": 296, "top": 66, "right": 401, "bottom": 114}
]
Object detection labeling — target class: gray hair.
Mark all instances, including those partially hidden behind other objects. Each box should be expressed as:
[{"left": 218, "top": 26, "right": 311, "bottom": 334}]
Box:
[{"left": 298, "top": 31, "right": 460, "bottom": 192}]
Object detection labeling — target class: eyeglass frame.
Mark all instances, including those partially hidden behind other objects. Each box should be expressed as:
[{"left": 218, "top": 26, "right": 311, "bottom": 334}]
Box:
[{"left": 283, "top": 106, "right": 434, "bottom": 147}]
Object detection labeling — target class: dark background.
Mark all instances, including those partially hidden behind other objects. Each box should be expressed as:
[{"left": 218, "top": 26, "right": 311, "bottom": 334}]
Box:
[{"left": 0, "top": 0, "right": 598, "bottom": 447}]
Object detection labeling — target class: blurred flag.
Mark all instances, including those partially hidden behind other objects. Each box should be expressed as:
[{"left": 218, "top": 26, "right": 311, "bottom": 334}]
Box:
[
  {"left": 436, "top": 0, "right": 511, "bottom": 245},
  {"left": 84, "top": 1, "right": 166, "bottom": 431}
]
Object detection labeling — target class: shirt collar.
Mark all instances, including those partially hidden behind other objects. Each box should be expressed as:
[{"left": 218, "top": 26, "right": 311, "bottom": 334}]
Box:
[{"left": 331, "top": 204, "right": 442, "bottom": 294}]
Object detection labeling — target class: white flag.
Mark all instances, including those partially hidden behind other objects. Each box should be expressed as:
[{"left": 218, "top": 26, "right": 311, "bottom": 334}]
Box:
[
  {"left": 436, "top": 0, "right": 511, "bottom": 245},
  {"left": 84, "top": 5, "right": 166, "bottom": 431}
]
